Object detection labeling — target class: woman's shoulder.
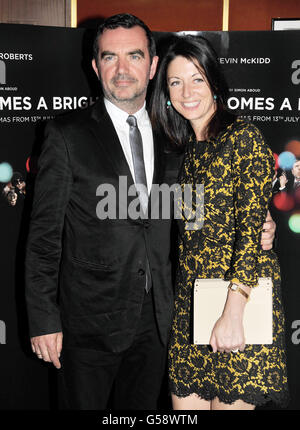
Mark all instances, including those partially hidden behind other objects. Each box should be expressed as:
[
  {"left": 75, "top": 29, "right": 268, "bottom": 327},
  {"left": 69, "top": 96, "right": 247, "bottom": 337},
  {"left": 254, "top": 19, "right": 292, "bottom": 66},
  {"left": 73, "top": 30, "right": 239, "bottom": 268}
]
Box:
[
  {"left": 218, "top": 117, "right": 267, "bottom": 148},
  {"left": 220, "top": 117, "right": 273, "bottom": 160},
  {"left": 221, "top": 117, "right": 263, "bottom": 139}
]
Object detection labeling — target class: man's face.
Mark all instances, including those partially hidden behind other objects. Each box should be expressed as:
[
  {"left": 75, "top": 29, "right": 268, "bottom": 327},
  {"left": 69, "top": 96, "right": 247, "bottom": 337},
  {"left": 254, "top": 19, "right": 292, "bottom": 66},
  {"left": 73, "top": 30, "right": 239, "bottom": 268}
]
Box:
[
  {"left": 292, "top": 160, "right": 300, "bottom": 179},
  {"left": 92, "top": 26, "right": 158, "bottom": 112}
]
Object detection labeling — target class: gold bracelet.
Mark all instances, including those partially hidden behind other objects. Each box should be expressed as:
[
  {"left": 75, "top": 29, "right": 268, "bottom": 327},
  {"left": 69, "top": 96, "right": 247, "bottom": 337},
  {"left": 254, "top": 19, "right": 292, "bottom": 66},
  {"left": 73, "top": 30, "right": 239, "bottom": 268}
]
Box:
[{"left": 228, "top": 281, "right": 249, "bottom": 301}]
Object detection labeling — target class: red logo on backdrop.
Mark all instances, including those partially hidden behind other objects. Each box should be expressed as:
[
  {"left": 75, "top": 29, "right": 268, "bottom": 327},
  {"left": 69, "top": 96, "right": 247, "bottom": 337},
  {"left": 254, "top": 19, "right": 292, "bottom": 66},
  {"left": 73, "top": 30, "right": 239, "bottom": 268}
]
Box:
[{"left": 26, "top": 156, "right": 38, "bottom": 174}]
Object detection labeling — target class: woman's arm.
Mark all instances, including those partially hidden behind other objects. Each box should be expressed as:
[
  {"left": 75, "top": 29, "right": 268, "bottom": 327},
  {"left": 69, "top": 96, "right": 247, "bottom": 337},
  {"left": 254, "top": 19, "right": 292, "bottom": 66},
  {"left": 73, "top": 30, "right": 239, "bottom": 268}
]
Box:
[
  {"left": 226, "top": 123, "right": 274, "bottom": 286},
  {"left": 210, "top": 123, "right": 274, "bottom": 353}
]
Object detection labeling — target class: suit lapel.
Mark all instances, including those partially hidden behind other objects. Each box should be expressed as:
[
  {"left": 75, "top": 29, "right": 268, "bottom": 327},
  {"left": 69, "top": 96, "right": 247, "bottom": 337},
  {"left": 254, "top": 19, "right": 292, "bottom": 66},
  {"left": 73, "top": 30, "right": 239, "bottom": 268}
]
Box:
[
  {"left": 148, "top": 129, "right": 165, "bottom": 215},
  {"left": 151, "top": 129, "right": 164, "bottom": 189},
  {"left": 90, "top": 99, "right": 135, "bottom": 187},
  {"left": 90, "top": 99, "right": 166, "bottom": 218}
]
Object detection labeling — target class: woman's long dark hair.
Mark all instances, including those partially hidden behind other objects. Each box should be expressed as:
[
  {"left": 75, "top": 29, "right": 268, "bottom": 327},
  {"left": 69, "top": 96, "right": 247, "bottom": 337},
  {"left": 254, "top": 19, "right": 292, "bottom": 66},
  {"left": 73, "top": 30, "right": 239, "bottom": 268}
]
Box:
[{"left": 150, "top": 35, "right": 236, "bottom": 146}]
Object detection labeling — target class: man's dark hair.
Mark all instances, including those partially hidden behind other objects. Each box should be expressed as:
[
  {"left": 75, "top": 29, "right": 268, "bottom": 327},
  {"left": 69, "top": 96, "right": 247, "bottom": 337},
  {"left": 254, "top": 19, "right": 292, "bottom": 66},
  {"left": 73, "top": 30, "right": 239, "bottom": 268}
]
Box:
[
  {"left": 93, "top": 13, "right": 156, "bottom": 65},
  {"left": 150, "top": 35, "right": 236, "bottom": 146},
  {"left": 11, "top": 172, "right": 23, "bottom": 187}
]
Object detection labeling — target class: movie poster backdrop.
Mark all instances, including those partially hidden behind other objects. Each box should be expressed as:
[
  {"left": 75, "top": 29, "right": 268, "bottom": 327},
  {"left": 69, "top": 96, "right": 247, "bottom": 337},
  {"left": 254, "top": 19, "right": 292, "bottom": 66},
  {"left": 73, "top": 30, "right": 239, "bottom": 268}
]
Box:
[
  {"left": 0, "top": 23, "right": 97, "bottom": 410},
  {"left": 0, "top": 24, "right": 299, "bottom": 409}
]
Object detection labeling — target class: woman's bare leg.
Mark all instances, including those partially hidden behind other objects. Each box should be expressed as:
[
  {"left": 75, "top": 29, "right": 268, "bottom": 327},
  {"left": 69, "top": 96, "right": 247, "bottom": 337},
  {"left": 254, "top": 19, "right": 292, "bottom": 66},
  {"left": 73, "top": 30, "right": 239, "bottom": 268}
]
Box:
[
  {"left": 212, "top": 397, "right": 255, "bottom": 410},
  {"left": 172, "top": 393, "right": 211, "bottom": 410}
]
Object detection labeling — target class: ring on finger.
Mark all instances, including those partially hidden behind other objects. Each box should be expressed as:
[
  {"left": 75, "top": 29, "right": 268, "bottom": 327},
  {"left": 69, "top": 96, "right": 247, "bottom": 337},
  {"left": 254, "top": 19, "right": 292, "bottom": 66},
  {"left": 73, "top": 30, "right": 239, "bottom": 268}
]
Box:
[{"left": 231, "top": 348, "right": 239, "bottom": 353}]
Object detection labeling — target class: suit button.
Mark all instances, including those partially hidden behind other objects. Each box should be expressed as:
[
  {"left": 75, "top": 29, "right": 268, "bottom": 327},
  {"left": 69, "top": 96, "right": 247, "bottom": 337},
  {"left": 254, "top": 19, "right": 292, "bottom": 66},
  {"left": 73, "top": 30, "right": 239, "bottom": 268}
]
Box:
[
  {"left": 138, "top": 269, "right": 145, "bottom": 276},
  {"left": 143, "top": 220, "right": 150, "bottom": 228}
]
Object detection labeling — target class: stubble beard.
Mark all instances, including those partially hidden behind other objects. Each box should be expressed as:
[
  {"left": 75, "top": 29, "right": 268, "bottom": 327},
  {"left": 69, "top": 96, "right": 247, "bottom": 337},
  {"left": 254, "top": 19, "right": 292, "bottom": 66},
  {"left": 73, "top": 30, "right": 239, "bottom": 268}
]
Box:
[{"left": 101, "top": 74, "right": 149, "bottom": 113}]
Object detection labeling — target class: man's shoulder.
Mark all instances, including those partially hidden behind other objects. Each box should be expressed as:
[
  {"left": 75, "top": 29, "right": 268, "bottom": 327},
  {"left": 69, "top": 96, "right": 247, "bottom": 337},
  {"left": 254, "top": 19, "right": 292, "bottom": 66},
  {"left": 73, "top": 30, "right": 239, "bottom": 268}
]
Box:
[{"left": 50, "top": 98, "right": 105, "bottom": 131}]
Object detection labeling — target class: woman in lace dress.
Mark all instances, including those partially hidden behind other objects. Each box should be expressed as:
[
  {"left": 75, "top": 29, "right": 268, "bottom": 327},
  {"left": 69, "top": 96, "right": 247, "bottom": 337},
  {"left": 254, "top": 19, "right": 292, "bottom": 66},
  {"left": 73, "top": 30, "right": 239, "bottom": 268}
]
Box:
[{"left": 151, "top": 35, "right": 289, "bottom": 410}]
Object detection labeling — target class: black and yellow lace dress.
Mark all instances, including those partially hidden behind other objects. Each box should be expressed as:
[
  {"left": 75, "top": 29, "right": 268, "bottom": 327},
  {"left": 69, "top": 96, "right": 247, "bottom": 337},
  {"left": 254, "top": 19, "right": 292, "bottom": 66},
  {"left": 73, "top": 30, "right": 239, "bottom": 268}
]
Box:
[{"left": 169, "top": 118, "right": 289, "bottom": 407}]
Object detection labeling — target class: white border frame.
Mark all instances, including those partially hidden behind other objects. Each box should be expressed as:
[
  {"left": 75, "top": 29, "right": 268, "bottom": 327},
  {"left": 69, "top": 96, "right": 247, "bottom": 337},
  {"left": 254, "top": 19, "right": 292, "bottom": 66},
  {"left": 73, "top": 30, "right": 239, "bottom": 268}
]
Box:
[{"left": 272, "top": 18, "right": 300, "bottom": 31}]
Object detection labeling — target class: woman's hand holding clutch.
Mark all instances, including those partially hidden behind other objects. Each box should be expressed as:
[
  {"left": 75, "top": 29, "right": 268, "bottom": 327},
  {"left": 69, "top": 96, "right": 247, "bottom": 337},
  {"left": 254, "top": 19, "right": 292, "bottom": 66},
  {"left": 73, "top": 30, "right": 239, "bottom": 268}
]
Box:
[{"left": 209, "top": 283, "right": 251, "bottom": 353}]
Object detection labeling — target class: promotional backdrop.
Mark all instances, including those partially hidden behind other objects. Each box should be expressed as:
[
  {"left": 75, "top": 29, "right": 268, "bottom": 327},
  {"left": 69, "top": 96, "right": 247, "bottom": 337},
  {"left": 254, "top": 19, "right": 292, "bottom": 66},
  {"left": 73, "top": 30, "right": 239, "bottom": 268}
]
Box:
[
  {"left": 0, "top": 23, "right": 96, "bottom": 409},
  {"left": 0, "top": 24, "right": 299, "bottom": 410}
]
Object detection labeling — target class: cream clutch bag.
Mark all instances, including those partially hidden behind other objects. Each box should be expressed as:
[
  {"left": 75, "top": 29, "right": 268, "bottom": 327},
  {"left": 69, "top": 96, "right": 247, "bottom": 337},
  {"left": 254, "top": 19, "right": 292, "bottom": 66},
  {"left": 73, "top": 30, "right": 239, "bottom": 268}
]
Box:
[{"left": 193, "top": 277, "right": 273, "bottom": 345}]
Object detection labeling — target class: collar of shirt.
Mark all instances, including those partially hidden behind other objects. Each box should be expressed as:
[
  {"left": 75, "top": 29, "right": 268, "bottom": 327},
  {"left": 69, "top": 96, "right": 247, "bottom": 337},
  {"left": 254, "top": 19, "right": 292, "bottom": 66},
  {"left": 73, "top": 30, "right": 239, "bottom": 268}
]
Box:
[
  {"left": 103, "top": 98, "right": 154, "bottom": 194},
  {"left": 104, "top": 98, "right": 149, "bottom": 128}
]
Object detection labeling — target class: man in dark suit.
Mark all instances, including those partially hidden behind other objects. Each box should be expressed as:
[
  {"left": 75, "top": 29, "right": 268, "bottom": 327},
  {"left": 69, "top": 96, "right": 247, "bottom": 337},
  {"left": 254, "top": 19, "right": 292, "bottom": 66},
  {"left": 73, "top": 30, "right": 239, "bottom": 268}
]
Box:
[
  {"left": 286, "top": 159, "right": 300, "bottom": 192},
  {"left": 292, "top": 159, "right": 300, "bottom": 190},
  {"left": 25, "top": 13, "right": 276, "bottom": 410},
  {"left": 25, "top": 13, "right": 177, "bottom": 410},
  {"left": 273, "top": 160, "right": 300, "bottom": 194}
]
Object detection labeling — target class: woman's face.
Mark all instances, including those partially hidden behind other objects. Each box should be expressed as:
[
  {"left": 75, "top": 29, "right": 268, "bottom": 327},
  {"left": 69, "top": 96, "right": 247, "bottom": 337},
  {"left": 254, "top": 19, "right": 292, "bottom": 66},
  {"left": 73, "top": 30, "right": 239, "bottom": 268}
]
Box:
[{"left": 167, "top": 56, "right": 216, "bottom": 134}]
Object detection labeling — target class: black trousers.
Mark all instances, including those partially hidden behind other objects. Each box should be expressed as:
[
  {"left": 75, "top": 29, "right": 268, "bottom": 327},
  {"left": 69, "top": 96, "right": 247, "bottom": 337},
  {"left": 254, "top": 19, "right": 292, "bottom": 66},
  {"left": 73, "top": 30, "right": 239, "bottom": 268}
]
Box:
[{"left": 58, "top": 290, "right": 168, "bottom": 410}]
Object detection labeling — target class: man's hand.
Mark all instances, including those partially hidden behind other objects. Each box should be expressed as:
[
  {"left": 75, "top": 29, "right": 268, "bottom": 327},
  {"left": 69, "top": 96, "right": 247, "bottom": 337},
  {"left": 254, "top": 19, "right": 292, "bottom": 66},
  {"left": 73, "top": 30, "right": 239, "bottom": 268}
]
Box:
[
  {"left": 279, "top": 172, "right": 288, "bottom": 189},
  {"left": 31, "top": 332, "right": 63, "bottom": 369},
  {"left": 261, "top": 210, "right": 276, "bottom": 251}
]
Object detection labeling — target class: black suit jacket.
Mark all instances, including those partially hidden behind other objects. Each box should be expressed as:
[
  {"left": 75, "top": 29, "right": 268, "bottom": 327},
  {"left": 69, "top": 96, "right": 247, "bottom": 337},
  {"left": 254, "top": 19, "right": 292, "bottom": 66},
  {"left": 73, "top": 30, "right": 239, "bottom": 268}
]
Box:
[{"left": 25, "top": 99, "right": 182, "bottom": 353}]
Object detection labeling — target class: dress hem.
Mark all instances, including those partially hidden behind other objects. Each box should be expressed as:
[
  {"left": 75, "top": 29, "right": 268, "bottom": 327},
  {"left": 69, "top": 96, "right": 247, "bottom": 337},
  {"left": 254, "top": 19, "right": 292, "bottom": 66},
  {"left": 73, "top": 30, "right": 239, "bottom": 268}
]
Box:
[{"left": 169, "top": 386, "right": 290, "bottom": 408}]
